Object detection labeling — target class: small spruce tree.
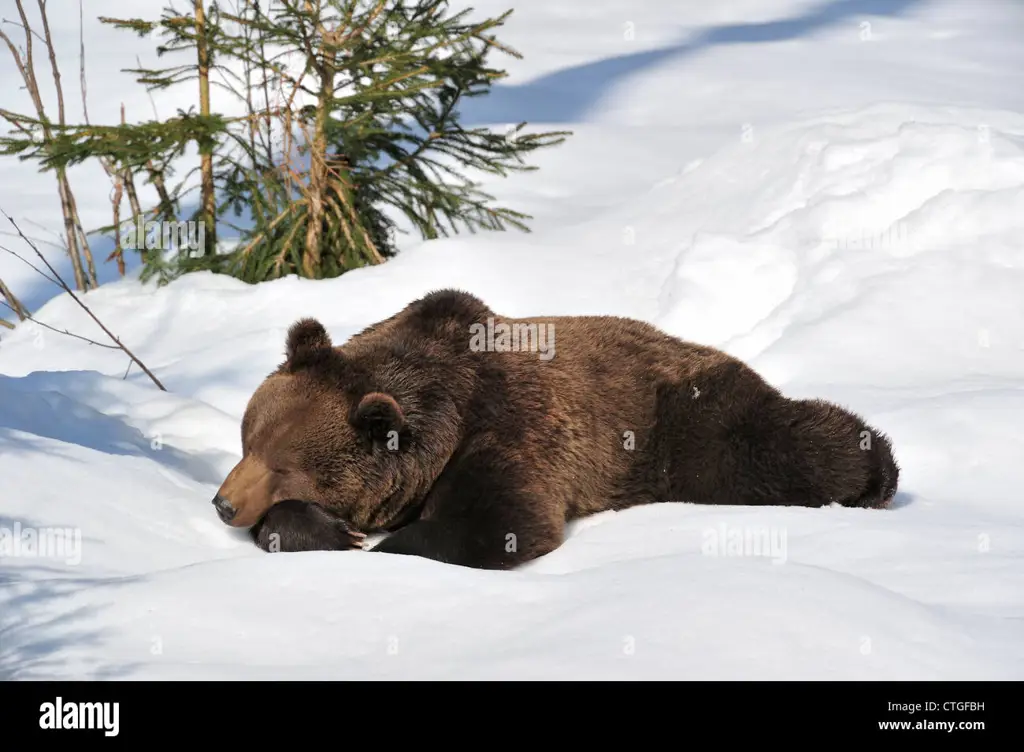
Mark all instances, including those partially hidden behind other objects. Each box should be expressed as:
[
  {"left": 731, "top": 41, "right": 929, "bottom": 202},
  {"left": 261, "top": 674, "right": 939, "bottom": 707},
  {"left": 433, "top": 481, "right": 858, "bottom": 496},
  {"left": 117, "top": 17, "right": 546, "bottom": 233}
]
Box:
[
  {"left": 220, "top": 0, "right": 571, "bottom": 281},
  {"left": 5, "top": 0, "right": 570, "bottom": 284}
]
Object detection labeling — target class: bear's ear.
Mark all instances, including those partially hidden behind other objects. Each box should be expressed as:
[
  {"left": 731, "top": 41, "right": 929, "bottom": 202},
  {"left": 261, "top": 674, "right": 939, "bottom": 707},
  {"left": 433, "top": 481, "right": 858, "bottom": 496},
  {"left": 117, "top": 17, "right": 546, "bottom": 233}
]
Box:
[
  {"left": 351, "top": 392, "right": 405, "bottom": 451},
  {"left": 284, "top": 318, "right": 332, "bottom": 370}
]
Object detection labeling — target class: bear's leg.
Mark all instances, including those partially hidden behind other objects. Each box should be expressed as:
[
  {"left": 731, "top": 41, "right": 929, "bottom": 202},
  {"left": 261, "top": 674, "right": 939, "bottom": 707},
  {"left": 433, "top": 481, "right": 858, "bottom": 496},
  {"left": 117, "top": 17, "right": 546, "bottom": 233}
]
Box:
[
  {"left": 791, "top": 399, "right": 899, "bottom": 509},
  {"left": 370, "top": 513, "right": 560, "bottom": 570},
  {"left": 845, "top": 417, "right": 900, "bottom": 508},
  {"left": 726, "top": 397, "right": 899, "bottom": 509},
  {"left": 250, "top": 499, "right": 366, "bottom": 553},
  {"left": 371, "top": 448, "right": 564, "bottom": 570}
]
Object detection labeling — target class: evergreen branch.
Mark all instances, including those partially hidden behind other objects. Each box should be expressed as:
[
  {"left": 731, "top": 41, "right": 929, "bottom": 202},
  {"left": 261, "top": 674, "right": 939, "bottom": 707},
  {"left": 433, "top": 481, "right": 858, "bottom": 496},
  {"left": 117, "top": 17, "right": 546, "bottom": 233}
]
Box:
[{"left": 96, "top": 17, "right": 159, "bottom": 36}]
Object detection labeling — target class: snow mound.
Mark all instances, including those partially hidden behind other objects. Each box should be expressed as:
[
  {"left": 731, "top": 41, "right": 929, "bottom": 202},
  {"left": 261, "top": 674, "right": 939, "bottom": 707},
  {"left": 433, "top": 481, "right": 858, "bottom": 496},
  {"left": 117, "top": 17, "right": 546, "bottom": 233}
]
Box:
[
  {"left": 2, "top": 103, "right": 1022, "bottom": 679},
  {"left": 654, "top": 105, "right": 1024, "bottom": 389}
]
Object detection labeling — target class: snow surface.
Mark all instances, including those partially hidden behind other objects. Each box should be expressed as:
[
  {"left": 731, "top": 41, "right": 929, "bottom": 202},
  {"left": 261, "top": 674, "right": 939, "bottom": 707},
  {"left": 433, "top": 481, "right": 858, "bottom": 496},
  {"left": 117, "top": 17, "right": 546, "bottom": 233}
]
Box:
[{"left": 2, "top": 0, "right": 1024, "bottom": 679}]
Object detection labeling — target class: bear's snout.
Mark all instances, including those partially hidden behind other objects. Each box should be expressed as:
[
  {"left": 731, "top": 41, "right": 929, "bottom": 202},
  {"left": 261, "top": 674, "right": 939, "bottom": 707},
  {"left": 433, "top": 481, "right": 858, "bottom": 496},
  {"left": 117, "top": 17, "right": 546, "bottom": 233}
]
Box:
[
  {"left": 212, "top": 493, "right": 236, "bottom": 523},
  {"left": 214, "top": 454, "right": 279, "bottom": 528}
]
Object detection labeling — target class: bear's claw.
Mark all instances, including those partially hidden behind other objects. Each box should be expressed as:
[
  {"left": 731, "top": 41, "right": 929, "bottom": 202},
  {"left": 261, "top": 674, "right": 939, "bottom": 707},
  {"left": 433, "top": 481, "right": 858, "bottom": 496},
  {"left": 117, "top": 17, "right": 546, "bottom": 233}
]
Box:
[{"left": 250, "top": 499, "right": 369, "bottom": 553}]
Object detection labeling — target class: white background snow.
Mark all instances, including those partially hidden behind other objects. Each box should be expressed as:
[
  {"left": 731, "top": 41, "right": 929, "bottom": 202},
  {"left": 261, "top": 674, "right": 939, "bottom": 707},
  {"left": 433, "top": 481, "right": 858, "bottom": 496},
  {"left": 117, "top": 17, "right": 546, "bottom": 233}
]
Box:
[{"left": 1, "top": 0, "right": 1023, "bottom": 679}]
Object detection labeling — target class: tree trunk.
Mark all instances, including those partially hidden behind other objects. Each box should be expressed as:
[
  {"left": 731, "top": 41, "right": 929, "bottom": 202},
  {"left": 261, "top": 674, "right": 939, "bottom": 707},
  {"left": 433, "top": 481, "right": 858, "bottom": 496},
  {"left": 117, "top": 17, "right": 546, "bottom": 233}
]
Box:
[
  {"left": 195, "top": 0, "right": 217, "bottom": 261},
  {"left": 0, "top": 275, "right": 28, "bottom": 321},
  {"left": 55, "top": 168, "right": 88, "bottom": 291},
  {"left": 38, "top": 0, "right": 97, "bottom": 289},
  {"left": 303, "top": 27, "right": 337, "bottom": 278}
]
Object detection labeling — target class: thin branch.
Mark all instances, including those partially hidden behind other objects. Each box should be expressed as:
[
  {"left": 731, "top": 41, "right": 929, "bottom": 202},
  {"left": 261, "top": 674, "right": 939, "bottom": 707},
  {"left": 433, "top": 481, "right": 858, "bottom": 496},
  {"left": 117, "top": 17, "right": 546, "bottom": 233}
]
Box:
[
  {"left": 0, "top": 299, "right": 120, "bottom": 349},
  {"left": 1, "top": 208, "right": 167, "bottom": 391},
  {"left": 0, "top": 236, "right": 62, "bottom": 286}
]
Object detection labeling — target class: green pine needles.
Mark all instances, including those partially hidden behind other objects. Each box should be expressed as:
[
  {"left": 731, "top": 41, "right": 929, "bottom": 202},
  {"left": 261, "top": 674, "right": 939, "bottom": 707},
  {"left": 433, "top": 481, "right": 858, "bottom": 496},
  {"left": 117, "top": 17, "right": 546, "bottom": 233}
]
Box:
[{"left": 0, "top": 1, "right": 570, "bottom": 285}]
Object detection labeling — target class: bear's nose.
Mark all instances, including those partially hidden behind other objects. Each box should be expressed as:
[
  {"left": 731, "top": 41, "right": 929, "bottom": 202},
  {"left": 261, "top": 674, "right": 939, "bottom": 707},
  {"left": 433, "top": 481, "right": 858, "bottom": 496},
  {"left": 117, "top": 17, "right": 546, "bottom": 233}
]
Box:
[{"left": 212, "top": 493, "right": 236, "bottom": 523}]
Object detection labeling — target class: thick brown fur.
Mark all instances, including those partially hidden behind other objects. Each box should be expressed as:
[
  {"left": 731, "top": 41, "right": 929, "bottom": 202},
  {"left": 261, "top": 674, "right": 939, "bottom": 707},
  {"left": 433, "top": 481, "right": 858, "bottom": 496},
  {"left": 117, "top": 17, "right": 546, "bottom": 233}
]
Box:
[{"left": 212, "top": 288, "right": 899, "bottom": 570}]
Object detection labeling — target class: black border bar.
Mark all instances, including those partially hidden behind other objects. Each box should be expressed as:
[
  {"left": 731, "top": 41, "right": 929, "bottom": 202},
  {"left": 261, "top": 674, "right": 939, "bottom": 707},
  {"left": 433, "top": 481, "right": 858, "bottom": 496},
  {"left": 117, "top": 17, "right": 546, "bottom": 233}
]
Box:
[{"left": 1, "top": 679, "right": 1009, "bottom": 743}]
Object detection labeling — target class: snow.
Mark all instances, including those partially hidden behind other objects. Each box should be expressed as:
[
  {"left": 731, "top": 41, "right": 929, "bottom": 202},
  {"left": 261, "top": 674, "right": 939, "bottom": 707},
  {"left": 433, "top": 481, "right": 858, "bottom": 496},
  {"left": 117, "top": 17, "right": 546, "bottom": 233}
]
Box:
[{"left": 2, "top": 0, "right": 1024, "bottom": 679}]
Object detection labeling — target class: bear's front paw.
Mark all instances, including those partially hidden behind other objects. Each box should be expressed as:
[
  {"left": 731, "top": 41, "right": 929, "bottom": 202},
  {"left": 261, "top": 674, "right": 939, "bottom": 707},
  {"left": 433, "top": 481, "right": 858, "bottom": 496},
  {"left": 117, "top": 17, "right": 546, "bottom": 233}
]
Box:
[{"left": 250, "top": 499, "right": 366, "bottom": 553}]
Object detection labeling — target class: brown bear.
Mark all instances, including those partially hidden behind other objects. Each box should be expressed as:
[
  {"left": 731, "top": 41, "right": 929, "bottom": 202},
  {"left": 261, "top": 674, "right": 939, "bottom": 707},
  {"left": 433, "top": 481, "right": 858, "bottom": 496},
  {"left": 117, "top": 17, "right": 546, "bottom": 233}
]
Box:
[{"left": 211, "top": 288, "right": 898, "bottom": 570}]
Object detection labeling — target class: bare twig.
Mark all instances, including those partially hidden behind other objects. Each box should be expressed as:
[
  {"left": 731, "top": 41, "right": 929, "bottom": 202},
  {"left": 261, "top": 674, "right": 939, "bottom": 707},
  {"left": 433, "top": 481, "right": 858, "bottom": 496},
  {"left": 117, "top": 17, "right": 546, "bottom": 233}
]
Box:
[
  {"left": 0, "top": 237, "right": 62, "bottom": 287},
  {"left": 0, "top": 299, "right": 119, "bottom": 349},
  {"left": 1, "top": 208, "right": 167, "bottom": 391}
]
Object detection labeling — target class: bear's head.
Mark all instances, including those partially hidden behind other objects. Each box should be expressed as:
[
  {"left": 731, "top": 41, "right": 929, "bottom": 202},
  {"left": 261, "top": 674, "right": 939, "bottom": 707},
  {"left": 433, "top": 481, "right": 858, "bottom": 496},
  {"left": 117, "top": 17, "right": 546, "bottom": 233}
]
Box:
[{"left": 211, "top": 317, "right": 458, "bottom": 532}]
